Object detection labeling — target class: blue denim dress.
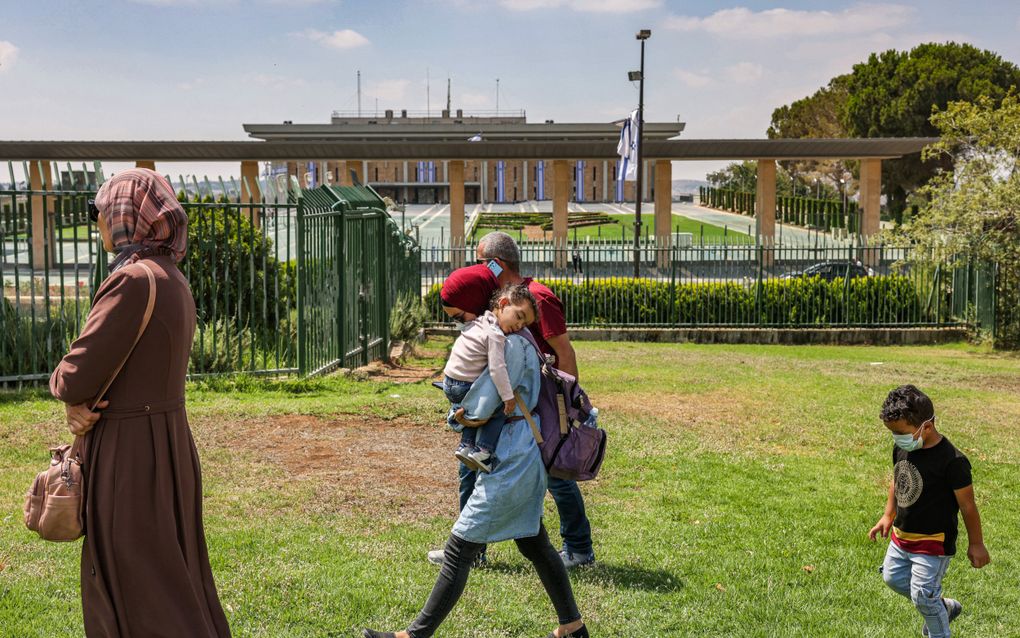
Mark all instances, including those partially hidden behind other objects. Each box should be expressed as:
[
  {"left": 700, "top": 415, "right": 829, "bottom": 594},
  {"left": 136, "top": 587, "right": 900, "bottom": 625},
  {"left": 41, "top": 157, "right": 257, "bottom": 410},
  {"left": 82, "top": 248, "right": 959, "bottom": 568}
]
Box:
[{"left": 451, "top": 334, "right": 546, "bottom": 544}]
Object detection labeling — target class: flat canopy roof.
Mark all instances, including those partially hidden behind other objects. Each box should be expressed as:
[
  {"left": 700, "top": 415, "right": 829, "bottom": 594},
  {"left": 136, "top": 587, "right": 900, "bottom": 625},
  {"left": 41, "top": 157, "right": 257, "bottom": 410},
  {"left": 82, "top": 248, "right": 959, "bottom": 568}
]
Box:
[{"left": 0, "top": 138, "right": 936, "bottom": 161}]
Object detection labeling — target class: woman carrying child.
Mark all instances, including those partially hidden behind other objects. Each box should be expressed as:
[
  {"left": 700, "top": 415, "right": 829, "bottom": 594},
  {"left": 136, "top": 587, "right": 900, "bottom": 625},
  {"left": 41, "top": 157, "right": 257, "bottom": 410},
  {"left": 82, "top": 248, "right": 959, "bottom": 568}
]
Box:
[
  {"left": 442, "top": 283, "right": 538, "bottom": 472},
  {"left": 362, "top": 286, "right": 589, "bottom": 638}
]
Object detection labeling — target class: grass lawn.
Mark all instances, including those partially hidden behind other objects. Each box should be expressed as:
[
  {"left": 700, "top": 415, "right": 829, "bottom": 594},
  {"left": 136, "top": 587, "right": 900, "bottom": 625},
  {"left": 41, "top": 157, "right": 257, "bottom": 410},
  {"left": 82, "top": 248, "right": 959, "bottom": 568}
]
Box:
[
  {"left": 2, "top": 341, "right": 1018, "bottom": 636},
  {"left": 472, "top": 213, "right": 751, "bottom": 244},
  {"left": 12, "top": 224, "right": 93, "bottom": 241}
]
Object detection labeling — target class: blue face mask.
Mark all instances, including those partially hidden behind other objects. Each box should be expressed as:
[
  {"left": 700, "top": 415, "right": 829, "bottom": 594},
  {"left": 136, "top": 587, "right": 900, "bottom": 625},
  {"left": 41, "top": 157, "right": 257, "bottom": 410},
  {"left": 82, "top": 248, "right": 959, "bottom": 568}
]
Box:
[{"left": 892, "top": 418, "right": 932, "bottom": 452}]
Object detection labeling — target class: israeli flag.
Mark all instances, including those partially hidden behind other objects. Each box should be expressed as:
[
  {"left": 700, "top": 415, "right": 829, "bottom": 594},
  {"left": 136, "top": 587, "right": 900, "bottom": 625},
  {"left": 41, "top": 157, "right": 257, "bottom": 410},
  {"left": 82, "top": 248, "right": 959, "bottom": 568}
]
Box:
[{"left": 617, "top": 110, "right": 639, "bottom": 182}]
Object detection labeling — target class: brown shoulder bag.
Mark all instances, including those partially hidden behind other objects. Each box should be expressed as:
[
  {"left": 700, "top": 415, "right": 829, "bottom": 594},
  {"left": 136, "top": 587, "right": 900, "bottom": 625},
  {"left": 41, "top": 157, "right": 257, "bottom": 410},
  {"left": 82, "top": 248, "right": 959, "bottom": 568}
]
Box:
[{"left": 24, "top": 262, "right": 156, "bottom": 542}]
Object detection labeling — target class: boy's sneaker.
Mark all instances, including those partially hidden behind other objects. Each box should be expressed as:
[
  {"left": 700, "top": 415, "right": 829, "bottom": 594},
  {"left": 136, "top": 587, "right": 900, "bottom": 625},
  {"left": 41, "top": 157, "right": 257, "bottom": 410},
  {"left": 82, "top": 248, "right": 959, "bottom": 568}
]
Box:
[
  {"left": 559, "top": 549, "right": 596, "bottom": 568},
  {"left": 455, "top": 446, "right": 481, "bottom": 471},
  {"left": 468, "top": 448, "right": 494, "bottom": 473},
  {"left": 921, "top": 598, "right": 962, "bottom": 637}
]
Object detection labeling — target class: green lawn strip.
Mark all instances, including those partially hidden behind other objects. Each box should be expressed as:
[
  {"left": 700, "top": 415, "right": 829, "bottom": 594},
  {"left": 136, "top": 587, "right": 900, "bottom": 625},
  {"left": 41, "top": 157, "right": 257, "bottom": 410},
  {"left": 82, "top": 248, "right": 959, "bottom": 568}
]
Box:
[
  {"left": 471, "top": 213, "right": 749, "bottom": 244},
  {"left": 2, "top": 342, "right": 1018, "bottom": 636}
]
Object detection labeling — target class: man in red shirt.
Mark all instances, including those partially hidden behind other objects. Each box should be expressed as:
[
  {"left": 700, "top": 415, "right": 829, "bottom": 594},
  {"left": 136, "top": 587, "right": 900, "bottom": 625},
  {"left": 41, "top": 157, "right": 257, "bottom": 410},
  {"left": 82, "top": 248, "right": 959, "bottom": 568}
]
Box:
[{"left": 435, "top": 232, "right": 593, "bottom": 568}]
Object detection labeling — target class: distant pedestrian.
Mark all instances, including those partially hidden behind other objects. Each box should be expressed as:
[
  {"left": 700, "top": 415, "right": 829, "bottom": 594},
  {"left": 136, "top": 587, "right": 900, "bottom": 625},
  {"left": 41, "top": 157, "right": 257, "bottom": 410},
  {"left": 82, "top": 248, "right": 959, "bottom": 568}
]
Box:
[{"left": 571, "top": 247, "right": 583, "bottom": 275}]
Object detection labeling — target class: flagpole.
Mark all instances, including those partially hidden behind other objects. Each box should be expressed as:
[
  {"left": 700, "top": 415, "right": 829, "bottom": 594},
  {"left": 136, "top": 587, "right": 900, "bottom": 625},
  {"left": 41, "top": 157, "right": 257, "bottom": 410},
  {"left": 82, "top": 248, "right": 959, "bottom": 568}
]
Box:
[{"left": 632, "top": 29, "right": 651, "bottom": 279}]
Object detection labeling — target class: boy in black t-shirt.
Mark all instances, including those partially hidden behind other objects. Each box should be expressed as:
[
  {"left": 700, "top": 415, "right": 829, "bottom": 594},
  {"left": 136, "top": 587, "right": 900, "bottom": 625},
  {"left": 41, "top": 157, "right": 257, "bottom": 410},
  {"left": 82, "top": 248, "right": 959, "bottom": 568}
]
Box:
[{"left": 869, "top": 385, "right": 990, "bottom": 638}]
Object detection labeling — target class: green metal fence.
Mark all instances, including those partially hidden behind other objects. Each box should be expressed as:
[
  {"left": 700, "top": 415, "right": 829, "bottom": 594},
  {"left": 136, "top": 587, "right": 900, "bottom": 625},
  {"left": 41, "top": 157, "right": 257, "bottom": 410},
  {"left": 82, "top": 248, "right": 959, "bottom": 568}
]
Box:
[
  {"left": 422, "top": 238, "right": 973, "bottom": 328},
  {"left": 1, "top": 168, "right": 420, "bottom": 386},
  {"left": 297, "top": 185, "right": 420, "bottom": 376}
]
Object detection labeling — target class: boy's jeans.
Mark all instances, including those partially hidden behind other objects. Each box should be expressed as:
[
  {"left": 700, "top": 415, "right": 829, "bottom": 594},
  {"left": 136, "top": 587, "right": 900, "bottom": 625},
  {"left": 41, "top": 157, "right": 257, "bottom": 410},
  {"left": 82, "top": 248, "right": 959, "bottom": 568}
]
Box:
[
  {"left": 443, "top": 376, "right": 504, "bottom": 452},
  {"left": 881, "top": 541, "right": 953, "bottom": 638}
]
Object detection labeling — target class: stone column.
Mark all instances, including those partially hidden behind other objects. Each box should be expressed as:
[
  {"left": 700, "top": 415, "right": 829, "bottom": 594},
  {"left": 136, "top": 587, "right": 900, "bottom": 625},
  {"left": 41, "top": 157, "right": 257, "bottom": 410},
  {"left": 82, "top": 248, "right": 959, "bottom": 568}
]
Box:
[
  {"left": 859, "top": 158, "right": 882, "bottom": 266},
  {"left": 480, "top": 161, "right": 487, "bottom": 205},
  {"left": 28, "top": 161, "right": 54, "bottom": 270},
  {"left": 602, "top": 160, "right": 609, "bottom": 202},
  {"left": 755, "top": 159, "right": 777, "bottom": 265},
  {"left": 522, "top": 160, "right": 529, "bottom": 201},
  {"left": 135, "top": 160, "right": 156, "bottom": 171},
  {"left": 240, "top": 160, "right": 262, "bottom": 229},
  {"left": 449, "top": 160, "right": 466, "bottom": 269},
  {"left": 553, "top": 159, "right": 570, "bottom": 268},
  {"left": 654, "top": 160, "right": 672, "bottom": 268}
]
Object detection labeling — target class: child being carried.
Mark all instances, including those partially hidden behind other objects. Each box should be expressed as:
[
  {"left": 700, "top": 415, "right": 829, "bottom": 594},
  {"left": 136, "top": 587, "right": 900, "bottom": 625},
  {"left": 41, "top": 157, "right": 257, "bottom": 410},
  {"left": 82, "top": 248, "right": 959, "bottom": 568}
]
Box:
[{"left": 441, "top": 283, "right": 538, "bottom": 473}]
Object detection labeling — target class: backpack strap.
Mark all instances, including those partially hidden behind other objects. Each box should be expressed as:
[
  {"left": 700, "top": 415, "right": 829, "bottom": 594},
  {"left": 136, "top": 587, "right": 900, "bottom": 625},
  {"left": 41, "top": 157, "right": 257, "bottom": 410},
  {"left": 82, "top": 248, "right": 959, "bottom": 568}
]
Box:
[
  {"left": 514, "top": 390, "right": 543, "bottom": 444},
  {"left": 557, "top": 393, "right": 569, "bottom": 436}
]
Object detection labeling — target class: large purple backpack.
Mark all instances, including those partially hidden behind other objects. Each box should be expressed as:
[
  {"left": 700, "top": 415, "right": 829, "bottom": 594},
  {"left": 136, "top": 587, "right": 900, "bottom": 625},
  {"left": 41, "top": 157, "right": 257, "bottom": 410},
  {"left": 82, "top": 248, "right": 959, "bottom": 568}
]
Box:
[{"left": 516, "top": 329, "right": 607, "bottom": 481}]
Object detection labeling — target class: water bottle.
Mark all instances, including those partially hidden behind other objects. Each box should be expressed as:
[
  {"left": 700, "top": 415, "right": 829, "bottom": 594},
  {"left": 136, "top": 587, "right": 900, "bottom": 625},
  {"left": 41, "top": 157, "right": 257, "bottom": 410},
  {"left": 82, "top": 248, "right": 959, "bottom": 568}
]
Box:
[{"left": 582, "top": 407, "right": 599, "bottom": 428}]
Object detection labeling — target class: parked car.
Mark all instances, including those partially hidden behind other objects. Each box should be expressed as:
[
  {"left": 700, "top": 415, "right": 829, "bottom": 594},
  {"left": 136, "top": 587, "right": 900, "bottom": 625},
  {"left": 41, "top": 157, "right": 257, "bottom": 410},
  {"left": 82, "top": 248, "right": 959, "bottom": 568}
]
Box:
[{"left": 783, "top": 261, "right": 870, "bottom": 281}]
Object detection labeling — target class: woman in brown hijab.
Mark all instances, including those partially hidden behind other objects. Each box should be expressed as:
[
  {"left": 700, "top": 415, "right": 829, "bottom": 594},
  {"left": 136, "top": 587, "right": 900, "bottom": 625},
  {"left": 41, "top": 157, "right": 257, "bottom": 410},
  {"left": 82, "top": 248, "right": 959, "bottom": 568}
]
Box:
[{"left": 50, "top": 168, "right": 231, "bottom": 637}]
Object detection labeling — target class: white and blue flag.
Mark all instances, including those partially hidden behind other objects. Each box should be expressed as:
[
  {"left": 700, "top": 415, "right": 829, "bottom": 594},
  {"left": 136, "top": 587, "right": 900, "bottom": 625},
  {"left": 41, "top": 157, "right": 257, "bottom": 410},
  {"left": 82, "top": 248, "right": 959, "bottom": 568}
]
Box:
[{"left": 617, "top": 110, "right": 639, "bottom": 182}]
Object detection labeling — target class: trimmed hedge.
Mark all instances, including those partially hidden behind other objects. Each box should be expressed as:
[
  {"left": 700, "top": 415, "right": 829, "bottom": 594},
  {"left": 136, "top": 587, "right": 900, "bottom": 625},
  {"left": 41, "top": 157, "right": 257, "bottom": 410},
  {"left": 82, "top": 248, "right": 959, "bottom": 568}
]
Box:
[{"left": 425, "top": 275, "right": 931, "bottom": 326}]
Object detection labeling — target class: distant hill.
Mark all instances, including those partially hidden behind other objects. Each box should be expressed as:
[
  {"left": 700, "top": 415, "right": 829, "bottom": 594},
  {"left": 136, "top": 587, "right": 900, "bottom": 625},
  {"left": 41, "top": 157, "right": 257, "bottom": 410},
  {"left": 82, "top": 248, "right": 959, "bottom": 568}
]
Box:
[{"left": 672, "top": 179, "right": 708, "bottom": 196}]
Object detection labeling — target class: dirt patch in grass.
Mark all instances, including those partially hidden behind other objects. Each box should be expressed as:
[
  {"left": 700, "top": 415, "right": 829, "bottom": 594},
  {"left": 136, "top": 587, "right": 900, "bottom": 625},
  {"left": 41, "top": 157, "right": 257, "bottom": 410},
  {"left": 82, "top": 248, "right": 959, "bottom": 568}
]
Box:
[{"left": 211, "top": 413, "right": 459, "bottom": 521}]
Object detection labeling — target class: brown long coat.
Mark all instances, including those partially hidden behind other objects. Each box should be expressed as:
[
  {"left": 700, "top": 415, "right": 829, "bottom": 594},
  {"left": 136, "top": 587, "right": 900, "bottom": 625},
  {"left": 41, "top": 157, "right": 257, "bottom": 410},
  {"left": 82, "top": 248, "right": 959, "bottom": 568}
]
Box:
[{"left": 50, "top": 255, "right": 231, "bottom": 638}]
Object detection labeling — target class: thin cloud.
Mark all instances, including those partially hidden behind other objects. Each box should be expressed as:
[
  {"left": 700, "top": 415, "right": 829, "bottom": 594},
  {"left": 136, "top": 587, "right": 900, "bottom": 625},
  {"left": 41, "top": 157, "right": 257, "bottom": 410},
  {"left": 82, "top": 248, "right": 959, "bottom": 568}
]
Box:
[
  {"left": 724, "top": 62, "right": 764, "bottom": 84},
  {"left": 365, "top": 79, "right": 410, "bottom": 102},
  {"left": 0, "top": 40, "right": 18, "bottom": 72},
  {"left": 300, "top": 28, "right": 370, "bottom": 50},
  {"left": 673, "top": 68, "right": 713, "bottom": 88},
  {"left": 665, "top": 4, "right": 915, "bottom": 39},
  {"left": 500, "top": 0, "right": 660, "bottom": 13}
]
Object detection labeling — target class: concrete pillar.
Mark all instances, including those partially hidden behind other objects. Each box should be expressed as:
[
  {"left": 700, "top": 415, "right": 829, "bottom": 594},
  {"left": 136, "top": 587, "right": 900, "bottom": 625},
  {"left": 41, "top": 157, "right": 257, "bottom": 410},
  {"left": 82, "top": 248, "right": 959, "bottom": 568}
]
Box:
[
  {"left": 480, "top": 161, "right": 488, "bottom": 205},
  {"left": 859, "top": 158, "right": 882, "bottom": 265},
  {"left": 135, "top": 160, "right": 156, "bottom": 171},
  {"left": 602, "top": 160, "right": 609, "bottom": 202},
  {"left": 553, "top": 160, "right": 570, "bottom": 268},
  {"left": 755, "top": 159, "right": 777, "bottom": 265},
  {"left": 240, "top": 160, "right": 262, "bottom": 229},
  {"left": 654, "top": 160, "right": 672, "bottom": 268},
  {"left": 360, "top": 161, "right": 368, "bottom": 185},
  {"left": 449, "top": 161, "right": 465, "bottom": 269},
  {"left": 28, "top": 161, "right": 54, "bottom": 270},
  {"left": 522, "top": 160, "right": 529, "bottom": 201}
]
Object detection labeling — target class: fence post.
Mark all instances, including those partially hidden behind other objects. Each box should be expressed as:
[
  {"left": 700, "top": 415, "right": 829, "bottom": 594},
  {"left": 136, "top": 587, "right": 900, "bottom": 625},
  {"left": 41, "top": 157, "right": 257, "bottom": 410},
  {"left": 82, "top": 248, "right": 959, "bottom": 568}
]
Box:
[
  {"left": 379, "top": 214, "right": 390, "bottom": 361},
  {"left": 296, "top": 196, "right": 307, "bottom": 376}
]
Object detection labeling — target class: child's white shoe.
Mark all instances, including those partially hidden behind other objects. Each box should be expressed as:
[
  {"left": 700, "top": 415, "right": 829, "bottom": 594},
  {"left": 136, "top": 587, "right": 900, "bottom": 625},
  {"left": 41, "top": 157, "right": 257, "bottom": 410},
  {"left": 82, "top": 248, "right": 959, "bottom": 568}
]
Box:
[
  {"left": 455, "top": 445, "right": 481, "bottom": 471},
  {"left": 469, "top": 448, "right": 494, "bottom": 473}
]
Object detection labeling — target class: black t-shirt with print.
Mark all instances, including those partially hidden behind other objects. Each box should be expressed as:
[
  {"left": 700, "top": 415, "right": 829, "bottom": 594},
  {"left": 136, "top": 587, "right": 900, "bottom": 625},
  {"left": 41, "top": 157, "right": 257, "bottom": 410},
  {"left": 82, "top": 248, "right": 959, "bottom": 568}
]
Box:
[{"left": 892, "top": 436, "right": 972, "bottom": 556}]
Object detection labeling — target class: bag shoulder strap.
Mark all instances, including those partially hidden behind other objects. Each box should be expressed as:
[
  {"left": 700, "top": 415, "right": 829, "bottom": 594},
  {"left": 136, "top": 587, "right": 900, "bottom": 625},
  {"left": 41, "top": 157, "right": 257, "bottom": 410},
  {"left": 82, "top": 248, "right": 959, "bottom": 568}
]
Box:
[
  {"left": 89, "top": 262, "right": 157, "bottom": 411},
  {"left": 514, "top": 390, "right": 543, "bottom": 445}
]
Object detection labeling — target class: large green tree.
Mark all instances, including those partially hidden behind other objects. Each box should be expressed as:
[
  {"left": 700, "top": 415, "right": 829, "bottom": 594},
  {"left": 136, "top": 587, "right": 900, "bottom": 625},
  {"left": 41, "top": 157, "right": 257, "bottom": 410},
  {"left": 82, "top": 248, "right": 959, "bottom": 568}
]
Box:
[
  {"left": 905, "top": 93, "right": 1020, "bottom": 347},
  {"left": 769, "top": 74, "right": 854, "bottom": 196},
  {"left": 843, "top": 42, "right": 1020, "bottom": 217}
]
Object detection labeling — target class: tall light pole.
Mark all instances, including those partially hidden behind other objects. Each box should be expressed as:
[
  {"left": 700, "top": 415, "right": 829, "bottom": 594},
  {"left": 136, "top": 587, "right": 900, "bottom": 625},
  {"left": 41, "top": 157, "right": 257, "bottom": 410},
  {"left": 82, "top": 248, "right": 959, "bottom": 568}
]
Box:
[{"left": 631, "top": 29, "right": 651, "bottom": 278}]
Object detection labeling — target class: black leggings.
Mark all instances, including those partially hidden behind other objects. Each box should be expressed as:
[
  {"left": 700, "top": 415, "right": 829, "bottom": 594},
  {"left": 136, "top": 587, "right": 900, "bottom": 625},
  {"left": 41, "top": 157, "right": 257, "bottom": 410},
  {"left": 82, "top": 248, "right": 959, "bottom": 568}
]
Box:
[{"left": 405, "top": 523, "right": 581, "bottom": 638}]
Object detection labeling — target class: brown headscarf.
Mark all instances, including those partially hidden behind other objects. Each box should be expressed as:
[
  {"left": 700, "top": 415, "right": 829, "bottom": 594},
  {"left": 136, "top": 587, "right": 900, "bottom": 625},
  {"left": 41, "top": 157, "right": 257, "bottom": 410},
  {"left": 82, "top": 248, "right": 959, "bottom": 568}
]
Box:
[{"left": 94, "top": 168, "right": 188, "bottom": 268}]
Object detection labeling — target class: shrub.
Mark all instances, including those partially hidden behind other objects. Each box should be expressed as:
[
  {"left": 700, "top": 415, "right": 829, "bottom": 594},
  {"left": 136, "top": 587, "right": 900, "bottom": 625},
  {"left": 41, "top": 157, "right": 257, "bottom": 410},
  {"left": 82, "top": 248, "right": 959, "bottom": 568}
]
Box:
[
  {"left": 183, "top": 201, "right": 296, "bottom": 336},
  {"left": 424, "top": 276, "right": 928, "bottom": 326},
  {"left": 389, "top": 291, "right": 426, "bottom": 342}
]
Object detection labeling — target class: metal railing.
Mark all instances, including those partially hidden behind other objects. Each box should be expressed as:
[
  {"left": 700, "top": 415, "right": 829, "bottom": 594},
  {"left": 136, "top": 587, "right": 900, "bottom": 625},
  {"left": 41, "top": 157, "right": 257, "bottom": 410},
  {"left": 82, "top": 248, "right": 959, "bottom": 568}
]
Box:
[
  {"left": 421, "top": 237, "right": 969, "bottom": 328},
  {"left": 1, "top": 169, "right": 420, "bottom": 385},
  {"left": 297, "top": 185, "right": 420, "bottom": 376}
]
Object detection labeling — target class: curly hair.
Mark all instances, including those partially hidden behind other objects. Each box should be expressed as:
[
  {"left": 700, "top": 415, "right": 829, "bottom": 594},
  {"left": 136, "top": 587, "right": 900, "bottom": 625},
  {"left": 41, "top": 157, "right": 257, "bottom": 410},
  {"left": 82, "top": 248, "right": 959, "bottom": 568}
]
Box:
[
  {"left": 489, "top": 282, "right": 539, "bottom": 321},
  {"left": 880, "top": 385, "right": 935, "bottom": 426}
]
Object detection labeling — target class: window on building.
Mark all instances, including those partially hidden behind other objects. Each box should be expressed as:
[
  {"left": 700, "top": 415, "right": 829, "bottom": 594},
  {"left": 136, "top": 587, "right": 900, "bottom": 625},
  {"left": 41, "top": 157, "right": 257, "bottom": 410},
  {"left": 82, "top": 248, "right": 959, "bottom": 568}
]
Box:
[{"left": 374, "top": 167, "right": 379, "bottom": 181}]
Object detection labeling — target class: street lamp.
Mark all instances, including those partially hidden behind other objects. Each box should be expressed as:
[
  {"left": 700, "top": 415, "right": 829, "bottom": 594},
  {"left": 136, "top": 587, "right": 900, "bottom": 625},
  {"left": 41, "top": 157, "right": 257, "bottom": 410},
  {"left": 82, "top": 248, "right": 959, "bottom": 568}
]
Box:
[{"left": 631, "top": 28, "right": 651, "bottom": 278}]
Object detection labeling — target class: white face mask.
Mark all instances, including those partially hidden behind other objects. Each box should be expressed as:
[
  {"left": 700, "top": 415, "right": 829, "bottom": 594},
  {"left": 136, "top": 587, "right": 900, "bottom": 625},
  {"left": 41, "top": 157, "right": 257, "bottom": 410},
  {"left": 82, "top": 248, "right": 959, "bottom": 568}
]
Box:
[{"left": 892, "top": 417, "right": 933, "bottom": 452}]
